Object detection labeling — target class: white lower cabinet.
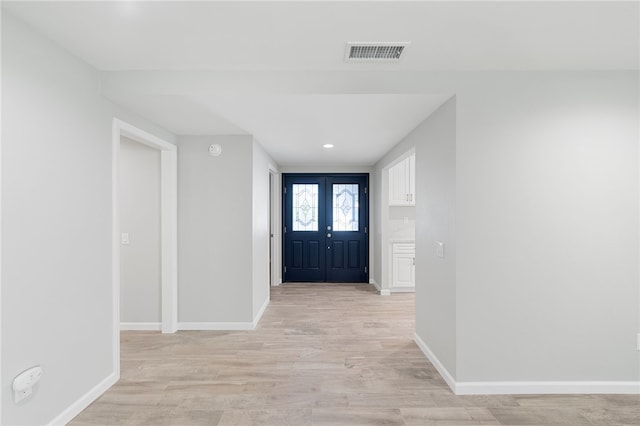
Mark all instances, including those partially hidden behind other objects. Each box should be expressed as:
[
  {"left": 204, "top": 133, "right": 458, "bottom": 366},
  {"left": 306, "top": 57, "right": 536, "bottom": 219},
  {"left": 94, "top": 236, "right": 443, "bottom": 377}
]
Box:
[{"left": 392, "top": 243, "right": 415, "bottom": 291}]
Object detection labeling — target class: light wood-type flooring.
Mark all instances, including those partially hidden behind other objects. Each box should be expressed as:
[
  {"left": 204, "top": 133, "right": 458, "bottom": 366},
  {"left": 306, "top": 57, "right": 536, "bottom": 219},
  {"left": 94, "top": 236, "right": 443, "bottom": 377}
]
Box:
[{"left": 71, "top": 283, "right": 639, "bottom": 425}]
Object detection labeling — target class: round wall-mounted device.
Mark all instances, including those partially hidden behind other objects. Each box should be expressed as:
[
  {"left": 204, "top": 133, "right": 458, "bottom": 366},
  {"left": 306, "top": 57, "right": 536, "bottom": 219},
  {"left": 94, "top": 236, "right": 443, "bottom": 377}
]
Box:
[{"left": 208, "top": 144, "right": 222, "bottom": 157}]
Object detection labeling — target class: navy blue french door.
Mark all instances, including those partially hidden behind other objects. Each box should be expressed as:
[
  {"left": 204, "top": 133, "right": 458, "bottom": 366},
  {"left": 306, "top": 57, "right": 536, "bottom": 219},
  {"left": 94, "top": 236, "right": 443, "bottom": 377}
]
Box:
[{"left": 283, "top": 174, "right": 369, "bottom": 283}]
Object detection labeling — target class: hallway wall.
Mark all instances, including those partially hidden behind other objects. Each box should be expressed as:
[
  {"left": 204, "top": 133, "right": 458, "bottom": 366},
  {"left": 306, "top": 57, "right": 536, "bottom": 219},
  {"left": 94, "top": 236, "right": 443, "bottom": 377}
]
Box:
[
  {"left": 177, "top": 136, "right": 275, "bottom": 327},
  {"left": 1, "top": 12, "right": 176, "bottom": 425},
  {"left": 177, "top": 136, "right": 254, "bottom": 325},
  {"left": 454, "top": 72, "right": 638, "bottom": 385},
  {"left": 413, "top": 98, "right": 457, "bottom": 378},
  {"left": 374, "top": 71, "right": 639, "bottom": 392}
]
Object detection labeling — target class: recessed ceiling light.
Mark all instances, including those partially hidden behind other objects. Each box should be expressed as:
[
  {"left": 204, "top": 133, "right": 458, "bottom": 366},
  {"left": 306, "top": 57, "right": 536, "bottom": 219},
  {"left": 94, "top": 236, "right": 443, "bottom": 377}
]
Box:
[{"left": 323, "top": 144, "right": 334, "bottom": 149}]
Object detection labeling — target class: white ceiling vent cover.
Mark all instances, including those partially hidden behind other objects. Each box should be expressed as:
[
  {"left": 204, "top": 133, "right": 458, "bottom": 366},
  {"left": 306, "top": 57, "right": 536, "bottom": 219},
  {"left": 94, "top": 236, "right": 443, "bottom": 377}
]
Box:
[{"left": 346, "top": 42, "right": 410, "bottom": 61}]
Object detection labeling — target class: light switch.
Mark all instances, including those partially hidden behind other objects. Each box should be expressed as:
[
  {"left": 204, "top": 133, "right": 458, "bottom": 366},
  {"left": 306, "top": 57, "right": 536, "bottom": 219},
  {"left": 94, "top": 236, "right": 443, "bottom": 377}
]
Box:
[
  {"left": 121, "top": 233, "right": 130, "bottom": 245},
  {"left": 436, "top": 241, "right": 444, "bottom": 258}
]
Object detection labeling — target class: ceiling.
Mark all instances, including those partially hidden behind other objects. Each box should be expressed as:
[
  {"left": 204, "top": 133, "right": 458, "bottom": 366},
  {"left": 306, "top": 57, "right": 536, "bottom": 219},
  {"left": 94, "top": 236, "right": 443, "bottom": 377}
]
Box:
[
  {"left": 197, "top": 94, "right": 451, "bottom": 165},
  {"left": 4, "top": 1, "right": 638, "bottom": 165},
  {"left": 5, "top": 1, "right": 637, "bottom": 71}
]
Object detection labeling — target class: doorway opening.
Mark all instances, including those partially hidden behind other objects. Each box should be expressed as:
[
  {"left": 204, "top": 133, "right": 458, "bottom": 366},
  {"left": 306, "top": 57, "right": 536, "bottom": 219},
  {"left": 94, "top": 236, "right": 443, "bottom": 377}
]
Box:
[
  {"left": 381, "top": 149, "right": 416, "bottom": 295},
  {"left": 111, "top": 119, "right": 177, "bottom": 375},
  {"left": 119, "top": 137, "right": 162, "bottom": 330},
  {"left": 282, "top": 173, "right": 369, "bottom": 283}
]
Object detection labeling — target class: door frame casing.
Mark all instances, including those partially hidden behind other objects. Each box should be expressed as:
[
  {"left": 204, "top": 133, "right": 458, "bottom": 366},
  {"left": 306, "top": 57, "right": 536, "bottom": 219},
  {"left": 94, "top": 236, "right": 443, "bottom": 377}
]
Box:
[
  {"left": 112, "top": 118, "right": 178, "bottom": 375},
  {"left": 282, "top": 172, "right": 369, "bottom": 283},
  {"left": 269, "top": 166, "right": 282, "bottom": 286}
]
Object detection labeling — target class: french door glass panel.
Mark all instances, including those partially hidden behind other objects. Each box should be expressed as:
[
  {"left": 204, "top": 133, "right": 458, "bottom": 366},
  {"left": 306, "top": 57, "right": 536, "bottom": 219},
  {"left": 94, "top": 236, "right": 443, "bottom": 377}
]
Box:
[
  {"left": 332, "top": 184, "right": 359, "bottom": 231},
  {"left": 292, "top": 183, "right": 319, "bottom": 231}
]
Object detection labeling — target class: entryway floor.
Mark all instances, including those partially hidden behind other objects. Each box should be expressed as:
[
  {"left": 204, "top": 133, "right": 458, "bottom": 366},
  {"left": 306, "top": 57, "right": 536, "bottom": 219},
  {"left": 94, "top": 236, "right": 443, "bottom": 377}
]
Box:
[{"left": 71, "top": 284, "right": 639, "bottom": 425}]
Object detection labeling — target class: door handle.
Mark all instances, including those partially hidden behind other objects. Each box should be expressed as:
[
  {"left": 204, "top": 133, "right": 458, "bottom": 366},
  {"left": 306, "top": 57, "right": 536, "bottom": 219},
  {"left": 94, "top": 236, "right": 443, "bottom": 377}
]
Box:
[{"left": 327, "top": 233, "right": 332, "bottom": 238}]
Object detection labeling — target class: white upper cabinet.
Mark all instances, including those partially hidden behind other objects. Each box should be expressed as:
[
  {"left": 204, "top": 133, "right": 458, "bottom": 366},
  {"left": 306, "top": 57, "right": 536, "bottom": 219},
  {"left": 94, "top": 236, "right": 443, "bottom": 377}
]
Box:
[{"left": 389, "top": 154, "right": 415, "bottom": 206}]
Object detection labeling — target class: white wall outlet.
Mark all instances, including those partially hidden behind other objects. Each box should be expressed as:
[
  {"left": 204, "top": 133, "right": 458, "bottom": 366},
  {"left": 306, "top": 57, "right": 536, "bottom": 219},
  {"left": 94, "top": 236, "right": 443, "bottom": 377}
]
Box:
[
  {"left": 121, "top": 232, "right": 130, "bottom": 245},
  {"left": 208, "top": 144, "right": 222, "bottom": 156},
  {"left": 13, "top": 366, "right": 43, "bottom": 404},
  {"left": 436, "top": 241, "right": 444, "bottom": 258}
]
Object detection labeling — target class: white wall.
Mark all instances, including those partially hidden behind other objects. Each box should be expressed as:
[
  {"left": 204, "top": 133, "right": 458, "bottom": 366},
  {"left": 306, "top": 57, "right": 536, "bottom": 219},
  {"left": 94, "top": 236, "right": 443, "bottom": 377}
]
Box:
[
  {"left": 455, "top": 73, "right": 639, "bottom": 385},
  {"left": 177, "top": 136, "right": 254, "bottom": 324},
  {"left": 119, "top": 137, "right": 161, "bottom": 325},
  {"left": 414, "top": 98, "right": 457, "bottom": 378},
  {"left": 376, "top": 72, "right": 639, "bottom": 391},
  {"left": 177, "top": 136, "right": 275, "bottom": 327},
  {"left": 1, "top": 11, "right": 176, "bottom": 425}
]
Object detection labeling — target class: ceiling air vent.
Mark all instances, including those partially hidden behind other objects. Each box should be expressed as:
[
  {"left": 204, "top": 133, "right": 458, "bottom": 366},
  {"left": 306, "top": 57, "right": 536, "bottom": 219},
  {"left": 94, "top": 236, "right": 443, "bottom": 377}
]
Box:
[{"left": 346, "top": 42, "right": 410, "bottom": 62}]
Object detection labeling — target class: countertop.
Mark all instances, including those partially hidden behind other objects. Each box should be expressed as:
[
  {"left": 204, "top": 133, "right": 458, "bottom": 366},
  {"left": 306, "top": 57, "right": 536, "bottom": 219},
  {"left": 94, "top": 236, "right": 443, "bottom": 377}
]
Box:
[{"left": 389, "top": 238, "right": 415, "bottom": 244}]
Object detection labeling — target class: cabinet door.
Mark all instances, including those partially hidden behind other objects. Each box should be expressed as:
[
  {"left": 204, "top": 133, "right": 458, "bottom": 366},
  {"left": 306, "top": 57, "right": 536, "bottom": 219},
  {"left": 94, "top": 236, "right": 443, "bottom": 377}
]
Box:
[
  {"left": 392, "top": 253, "right": 415, "bottom": 288},
  {"left": 389, "top": 158, "right": 410, "bottom": 205},
  {"left": 408, "top": 154, "right": 415, "bottom": 205}
]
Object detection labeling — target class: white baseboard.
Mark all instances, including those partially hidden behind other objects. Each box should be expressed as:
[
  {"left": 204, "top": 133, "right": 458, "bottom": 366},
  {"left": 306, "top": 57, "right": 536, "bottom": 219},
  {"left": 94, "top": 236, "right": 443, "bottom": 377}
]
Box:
[
  {"left": 390, "top": 287, "right": 415, "bottom": 293},
  {"left": 455, "top": 381, "right": 640, "bottom": 395},
  {"left": 369, "top": 278, "right": 381, "bottom": 291},
  {"left": 120, "top": 322, "right": 161, "bottom": 331},
  {"left": 369, "top": 279, "right": 390, "bottom": 296},
  {"left": 48, "top": 372, "right": 118, "bottom": 426},
  {"left": 414, "top": 332, "right": 640, "bottom": 395},
  {"left": 178, "top": 322, "right": 255, "bottom": 331},
  {"left": 252, "top": 297, "right": 270, "bottom": 328},
  {"left": 413, "top": 332, "right": 457, "bottom": 393},
  {"left": 179, "top": 299, "right": 269, "bottom": 331}
]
